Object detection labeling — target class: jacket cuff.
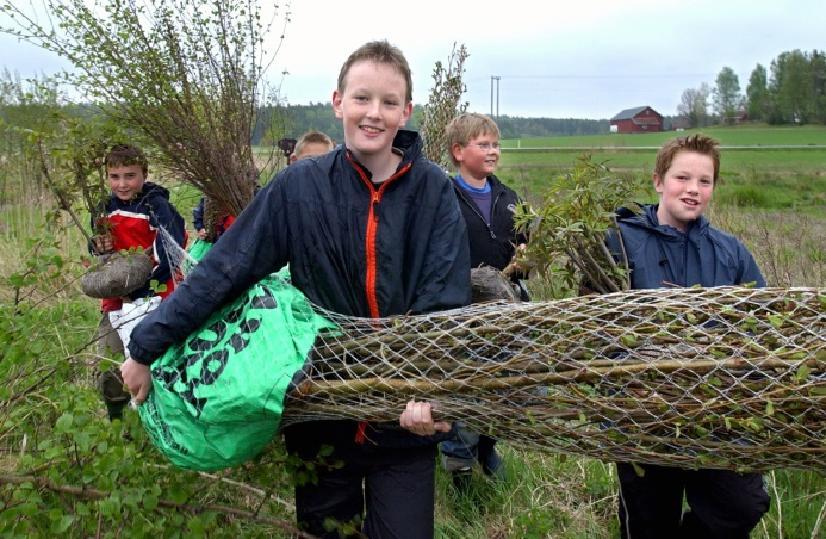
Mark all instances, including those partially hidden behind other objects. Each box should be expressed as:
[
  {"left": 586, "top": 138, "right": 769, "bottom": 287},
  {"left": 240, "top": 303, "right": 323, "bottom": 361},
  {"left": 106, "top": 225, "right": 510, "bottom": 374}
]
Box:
[{"left": 128, "top": 340, "right": 155, "bottom": 366}]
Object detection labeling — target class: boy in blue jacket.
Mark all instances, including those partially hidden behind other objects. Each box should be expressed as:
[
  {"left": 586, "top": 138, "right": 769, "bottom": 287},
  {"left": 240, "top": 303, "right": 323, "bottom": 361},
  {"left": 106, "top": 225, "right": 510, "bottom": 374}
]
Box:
[
  {"left": 440, "top": 113, "right": 528, "bottom": 487},
  {"left": 611, "top": 134, "right": 770, "bottom": 539},
  {"left": 123, "top": 41, "right": 471, "bottom": 538}
]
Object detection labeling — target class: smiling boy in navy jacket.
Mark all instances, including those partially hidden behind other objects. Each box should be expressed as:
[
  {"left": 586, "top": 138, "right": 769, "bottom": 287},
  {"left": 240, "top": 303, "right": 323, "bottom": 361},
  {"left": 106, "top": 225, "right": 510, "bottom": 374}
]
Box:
[
  {"left": 123, "top": 41, "right": 470, "bottom": 538},
  {"left": 611, "top": 134, "right": 769, "bottom": 539}
]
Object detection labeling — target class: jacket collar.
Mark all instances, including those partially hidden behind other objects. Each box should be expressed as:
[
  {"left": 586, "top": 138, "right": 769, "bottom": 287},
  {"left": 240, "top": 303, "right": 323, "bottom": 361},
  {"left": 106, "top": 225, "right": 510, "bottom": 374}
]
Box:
[
  {"left": 618, "top": 204, "right": 709, "bottom": 240},
  {"left": 343, "top": 129, "right": 423, "bottom": 180}
]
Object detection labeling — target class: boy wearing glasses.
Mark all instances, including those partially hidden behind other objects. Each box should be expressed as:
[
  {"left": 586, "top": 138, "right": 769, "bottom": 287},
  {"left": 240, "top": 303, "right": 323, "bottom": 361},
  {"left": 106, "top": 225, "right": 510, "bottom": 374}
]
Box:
[{"left": 440, "top": 113, "right": 528, "bottom": 488}]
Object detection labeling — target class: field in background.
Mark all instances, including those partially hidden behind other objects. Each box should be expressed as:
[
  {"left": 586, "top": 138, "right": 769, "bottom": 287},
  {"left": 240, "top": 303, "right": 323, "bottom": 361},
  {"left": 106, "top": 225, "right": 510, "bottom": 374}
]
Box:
[
  {"left": 500, "top": 125, "right": 826, "bottom": 148},
  {"left": 499, "top": 125, "right": 826, "bottom": 217}
]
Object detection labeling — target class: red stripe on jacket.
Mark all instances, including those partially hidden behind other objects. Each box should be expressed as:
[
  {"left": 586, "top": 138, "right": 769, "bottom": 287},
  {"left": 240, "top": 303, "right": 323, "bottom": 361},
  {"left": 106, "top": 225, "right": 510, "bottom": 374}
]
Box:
[
  {"left": 346, "top": 153, "right": 412, "bottom": 444},
  {"left": 347, "top": 153, "right": 412, "bottom": 318}
]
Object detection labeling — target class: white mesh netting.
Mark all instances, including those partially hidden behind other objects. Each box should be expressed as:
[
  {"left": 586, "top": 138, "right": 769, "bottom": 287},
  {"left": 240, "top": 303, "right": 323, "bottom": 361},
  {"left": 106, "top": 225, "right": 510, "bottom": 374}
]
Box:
[
  {"left": 156, "top": 228, "right": 826, "bottom": 473},
  {"left": 284, "top": 286, "right": 825, "bottom": 473}
]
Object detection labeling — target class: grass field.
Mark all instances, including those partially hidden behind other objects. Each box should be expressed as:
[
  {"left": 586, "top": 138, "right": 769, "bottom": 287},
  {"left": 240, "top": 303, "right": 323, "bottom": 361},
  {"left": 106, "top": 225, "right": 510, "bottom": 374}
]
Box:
[
  {"left": 497, "top": 125, "right": 826, "bottom": 217},
  {"left": 500, "top": 124, "right": 826, "bottom": 148}
]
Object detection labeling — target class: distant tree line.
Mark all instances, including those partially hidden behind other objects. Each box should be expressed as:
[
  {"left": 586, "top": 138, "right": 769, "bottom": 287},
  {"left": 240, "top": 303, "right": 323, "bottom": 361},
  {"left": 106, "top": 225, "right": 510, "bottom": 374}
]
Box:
[
  {"left": 678, "top": 49, "right": 826, "bottom": 128},
  {"left": 251, "top": 103, "right": 609, "bottom": 144}
]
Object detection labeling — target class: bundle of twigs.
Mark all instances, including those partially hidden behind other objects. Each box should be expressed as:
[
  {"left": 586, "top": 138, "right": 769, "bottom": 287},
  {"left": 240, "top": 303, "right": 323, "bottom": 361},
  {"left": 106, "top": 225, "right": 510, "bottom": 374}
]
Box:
[{"left": 284, "top": 286, "right": 826, "bottom": 473}]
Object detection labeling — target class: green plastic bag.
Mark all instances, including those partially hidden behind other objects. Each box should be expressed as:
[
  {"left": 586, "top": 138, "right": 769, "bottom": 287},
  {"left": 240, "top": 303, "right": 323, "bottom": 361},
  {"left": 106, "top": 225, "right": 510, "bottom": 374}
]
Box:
[
  {"left": 139, "top": 247, "right": 329, "bottom": 470},
  {"left": 186, "top": 238, "right": 213, "bottom": 263}
]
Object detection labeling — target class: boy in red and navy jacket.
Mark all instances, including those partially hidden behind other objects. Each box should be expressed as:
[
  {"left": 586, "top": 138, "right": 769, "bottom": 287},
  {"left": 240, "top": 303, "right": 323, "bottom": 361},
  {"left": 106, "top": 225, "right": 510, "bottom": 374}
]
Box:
[{"left": 91, "top": 143, "right": 186, "bottom": 419}]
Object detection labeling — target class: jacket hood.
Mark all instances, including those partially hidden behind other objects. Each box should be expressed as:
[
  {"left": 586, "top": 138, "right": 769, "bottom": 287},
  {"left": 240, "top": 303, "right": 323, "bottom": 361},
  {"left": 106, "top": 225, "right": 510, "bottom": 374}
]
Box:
[
  {"left": 110, "top": 181, "right": 171, "bottom": 208},
  {"left": 137, "top": 181, "right": 171, "bottom": 202},
  {"left": 342, "top": 129, "right": 424, "bottom": 178},
  {"left": 393, "top": 129, "right": 423, "bottom": 164},
  {"left": 617, "top": 203, "right": 709, "bottom": 240}
]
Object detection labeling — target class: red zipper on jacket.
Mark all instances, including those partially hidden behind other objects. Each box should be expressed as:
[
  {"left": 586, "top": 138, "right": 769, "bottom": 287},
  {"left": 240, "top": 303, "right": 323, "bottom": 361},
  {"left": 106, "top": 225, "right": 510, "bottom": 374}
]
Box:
[
  {"left": 346, "top": 152, "right": 412, "bottom": 444},
  {"left": 346, "top": 152, "right": 412, "bottom": 318}
]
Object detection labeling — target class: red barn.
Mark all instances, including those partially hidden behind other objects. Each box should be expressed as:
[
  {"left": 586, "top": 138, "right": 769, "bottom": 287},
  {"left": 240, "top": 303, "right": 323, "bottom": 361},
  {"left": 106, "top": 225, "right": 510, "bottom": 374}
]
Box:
[{"left": 610, "top": 106, "right": 663, "bottom": 133}]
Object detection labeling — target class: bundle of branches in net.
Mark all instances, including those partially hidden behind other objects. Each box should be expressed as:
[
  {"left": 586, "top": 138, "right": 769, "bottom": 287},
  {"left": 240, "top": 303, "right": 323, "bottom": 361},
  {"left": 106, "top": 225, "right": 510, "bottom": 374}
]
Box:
[
  {"left": 285, "top": 286, "right": 825, "bottom": 473},
  {"left": 2, "top": 0, "right": 290, "bottom": 215}
]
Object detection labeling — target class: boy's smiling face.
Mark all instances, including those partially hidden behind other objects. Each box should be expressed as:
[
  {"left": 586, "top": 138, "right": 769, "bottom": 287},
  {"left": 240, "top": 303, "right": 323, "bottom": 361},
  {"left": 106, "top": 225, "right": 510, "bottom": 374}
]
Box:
[
  {"left": 333, "top": 60, "right": 412, "bottom": 163},
  {"left": 452, "top": 131, "right": 500, "bottom": 182},
  {"left": 108, "top": 164, "right": 146, "bottom": 201},
  {"left": 654, "top": 150, "right": 714, "bottom": 231}
]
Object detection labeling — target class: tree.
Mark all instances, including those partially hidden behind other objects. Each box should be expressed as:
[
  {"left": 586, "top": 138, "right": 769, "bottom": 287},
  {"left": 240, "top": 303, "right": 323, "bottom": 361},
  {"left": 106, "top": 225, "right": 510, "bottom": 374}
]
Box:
[
  {"left": 713, "top": 67, "right": 741, "bottom": 124},
  {"left": 677, "top": 83, "right": 710, "bottom": 128},
  {"left": 810, "top": 50, "right": 826, "bottom": 124},
  {"left": 1, "top": 0, "right": 290, "bottom": 215},
  {"left": 746, "top": 64, "right": 770, "bottom": 122},
  {"left": 770, "top": 49, "right": 812, "bottom": 124},
  {"left": 420, "top": 43, "right": 469, "bottom": 169}
]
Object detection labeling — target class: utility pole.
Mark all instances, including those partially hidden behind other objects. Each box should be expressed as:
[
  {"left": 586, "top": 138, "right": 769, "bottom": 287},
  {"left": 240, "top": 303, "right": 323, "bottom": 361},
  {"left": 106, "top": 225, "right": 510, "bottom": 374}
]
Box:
[{"left": 490, "top": 75, "right": 501, "bottom": 118}]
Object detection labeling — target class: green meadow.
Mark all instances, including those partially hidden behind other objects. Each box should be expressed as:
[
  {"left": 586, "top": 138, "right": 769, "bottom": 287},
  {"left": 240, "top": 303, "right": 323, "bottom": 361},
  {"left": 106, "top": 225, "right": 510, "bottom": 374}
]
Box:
[{"left": 498, "top": 125, "right": 826, "bottom": 215}]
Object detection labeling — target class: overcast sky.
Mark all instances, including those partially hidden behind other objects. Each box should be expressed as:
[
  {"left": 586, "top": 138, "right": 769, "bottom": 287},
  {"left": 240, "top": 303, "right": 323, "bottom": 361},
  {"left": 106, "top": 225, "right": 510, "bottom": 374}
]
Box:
[{"left": 1, "top": 0, "right": 823, "bottom": 119}]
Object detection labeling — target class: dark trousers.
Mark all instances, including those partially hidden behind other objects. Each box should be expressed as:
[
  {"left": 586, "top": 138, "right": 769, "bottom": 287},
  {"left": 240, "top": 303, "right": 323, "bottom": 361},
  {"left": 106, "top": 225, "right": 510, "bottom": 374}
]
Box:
[
  {"left": 617, "top": 462, "right": 770, "bottom": 539},
  {"left": 284, "top": 421, "right": 437, "bottom": 539}
]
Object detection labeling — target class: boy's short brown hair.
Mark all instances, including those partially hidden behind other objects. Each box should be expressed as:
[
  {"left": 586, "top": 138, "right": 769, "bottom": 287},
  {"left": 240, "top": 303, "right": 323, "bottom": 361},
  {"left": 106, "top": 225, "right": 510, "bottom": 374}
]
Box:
[
  {"left": 445, "top": 113, "right": 501, "bottom": 166},
  {"left": 294, "top": 130, "right": 334, "bottom": 157},
  {"left": 337, "top": 41, "right": 412, "bottom": 104},
  {"left": 105, "top": 143, "right": 149, "bottom": 176},
  {"left": 655, "top": 134, "right": 720, "bottom": 182}
]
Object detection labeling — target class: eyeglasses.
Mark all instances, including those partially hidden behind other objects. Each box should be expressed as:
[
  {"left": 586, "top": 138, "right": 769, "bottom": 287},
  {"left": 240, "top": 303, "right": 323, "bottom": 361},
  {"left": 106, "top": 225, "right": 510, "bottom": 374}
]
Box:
[{"left": 468, "top": 142, "right": 500, "bottom": 151}]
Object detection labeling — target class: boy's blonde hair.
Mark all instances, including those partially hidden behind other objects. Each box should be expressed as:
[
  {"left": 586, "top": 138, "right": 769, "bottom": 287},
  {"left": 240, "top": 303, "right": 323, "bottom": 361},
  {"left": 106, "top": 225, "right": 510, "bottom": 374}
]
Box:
[
  {"left": 445, "top": 113, "right": 501, "bottom": 166},
  {"left": 294, "top": 130, "right": 334, "bottom": 157},
  {"left": 105, "top": 143, "right": 149, "bottom": 176},
  {"left": 655, "top": 134, "right": 721, "bottom": 182},
  {"left": 337, "top": 41, "right": 412, "bottom": 104}
]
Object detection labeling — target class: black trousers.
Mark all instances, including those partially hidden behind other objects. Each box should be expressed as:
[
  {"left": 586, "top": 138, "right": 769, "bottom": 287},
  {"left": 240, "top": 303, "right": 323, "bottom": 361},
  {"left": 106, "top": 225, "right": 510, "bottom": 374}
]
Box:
[
  {"left": 284, "top": 421, "right": 437, "bottom": 539},
  {"left": 617, "top": 462, "right": 770, "bottom": 539}
]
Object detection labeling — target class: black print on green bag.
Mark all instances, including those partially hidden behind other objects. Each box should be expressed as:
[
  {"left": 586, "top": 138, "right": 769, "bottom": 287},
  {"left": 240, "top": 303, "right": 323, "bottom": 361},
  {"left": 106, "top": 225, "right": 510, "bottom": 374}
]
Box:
[{"left": 155, "top": 287, "right": 278, "bottom": 416}]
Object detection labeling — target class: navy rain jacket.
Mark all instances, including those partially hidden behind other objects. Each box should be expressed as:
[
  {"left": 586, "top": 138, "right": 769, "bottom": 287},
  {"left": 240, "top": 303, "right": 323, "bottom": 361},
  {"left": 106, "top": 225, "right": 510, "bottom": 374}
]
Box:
[
  {"left": 452, "top": 174, "right": 527, "bottom": 273},
  {"left": 608, "top": 204, "right": 765, "bottom": 289},
  {"left": 127, "top": 131, "right": 471, "bottom": 446},
  {"left": 89, "top": 181, "right": 186, "bottom": 303},
  {"left": 130, "top": 129, "right": 470, "bottom": 359}
]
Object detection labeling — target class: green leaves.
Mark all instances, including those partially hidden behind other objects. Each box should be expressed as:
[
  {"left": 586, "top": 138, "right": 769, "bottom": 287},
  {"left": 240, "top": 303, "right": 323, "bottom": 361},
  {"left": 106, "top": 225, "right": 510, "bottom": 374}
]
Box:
[{"left": 516, "top": 156, "right": 639, "bottom": 298}]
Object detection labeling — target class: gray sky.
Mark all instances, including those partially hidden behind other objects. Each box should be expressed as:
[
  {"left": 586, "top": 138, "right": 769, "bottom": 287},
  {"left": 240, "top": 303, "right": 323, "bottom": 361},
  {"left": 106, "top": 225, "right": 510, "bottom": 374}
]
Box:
[{"left": 1, "top": 0, "right": 824, "bottom": 119}]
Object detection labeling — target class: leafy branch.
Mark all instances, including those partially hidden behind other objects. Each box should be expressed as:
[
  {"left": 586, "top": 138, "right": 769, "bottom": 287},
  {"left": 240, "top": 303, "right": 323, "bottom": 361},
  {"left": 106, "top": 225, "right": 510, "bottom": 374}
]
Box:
[
  {"left": 515, "top": 156, "right": 639, "bottom": 297},
  {"left": 1, "top": 0, "right": 291, "bottom": 215},
  {"left": 420, "top": 43, "right": 469, "bottom": 169}
]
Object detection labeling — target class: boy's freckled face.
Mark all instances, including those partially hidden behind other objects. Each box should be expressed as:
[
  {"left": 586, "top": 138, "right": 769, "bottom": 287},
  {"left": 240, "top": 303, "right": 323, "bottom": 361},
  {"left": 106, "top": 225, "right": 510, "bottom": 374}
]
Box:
[
  {"left": 108, "top": 164, "right": 146, "bottom": 201},
  {"left": 452, "top": 132, "right": 500, "bottom": 180},
  {"left": 654, "top": 151, "right": 715, "bottom": 232},
  {"left": 332, "top": 60, "right": 411, "bottom": 161}
]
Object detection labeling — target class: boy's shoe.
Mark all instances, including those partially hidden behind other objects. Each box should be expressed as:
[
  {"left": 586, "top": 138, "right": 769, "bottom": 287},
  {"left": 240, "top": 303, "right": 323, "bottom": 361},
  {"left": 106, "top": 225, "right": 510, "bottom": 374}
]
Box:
[
  {"left": 105, "top": 400, "right": 128, "bottom": 421},
  {"left": 478, "top": 444, "right": 506, "bottom": 481},
  {"left": 98, "top": 370, "right": 131, "bottom": 421},
  {"left": 451, "top": 466, "right": 473, "bottom": 491}
]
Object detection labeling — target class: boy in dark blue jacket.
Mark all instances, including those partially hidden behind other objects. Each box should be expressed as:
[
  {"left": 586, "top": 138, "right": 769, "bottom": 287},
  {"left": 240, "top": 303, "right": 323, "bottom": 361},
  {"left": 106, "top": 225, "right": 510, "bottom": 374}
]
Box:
[
  {"left": 123, "top": 41, "right": 471, "bottom": 538},
  {"left": 611, "top": 135, "right": 769, "bottom": 539},
  {"left": 440, "top": 113, "right": 527, "bottom": 487}
]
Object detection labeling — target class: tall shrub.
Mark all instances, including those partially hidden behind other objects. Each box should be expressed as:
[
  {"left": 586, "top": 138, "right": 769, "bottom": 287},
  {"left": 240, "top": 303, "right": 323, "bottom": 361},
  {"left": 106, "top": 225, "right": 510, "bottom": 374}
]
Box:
[{"left": 1, "top": 0, "right": 290, "bottom": 215}]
